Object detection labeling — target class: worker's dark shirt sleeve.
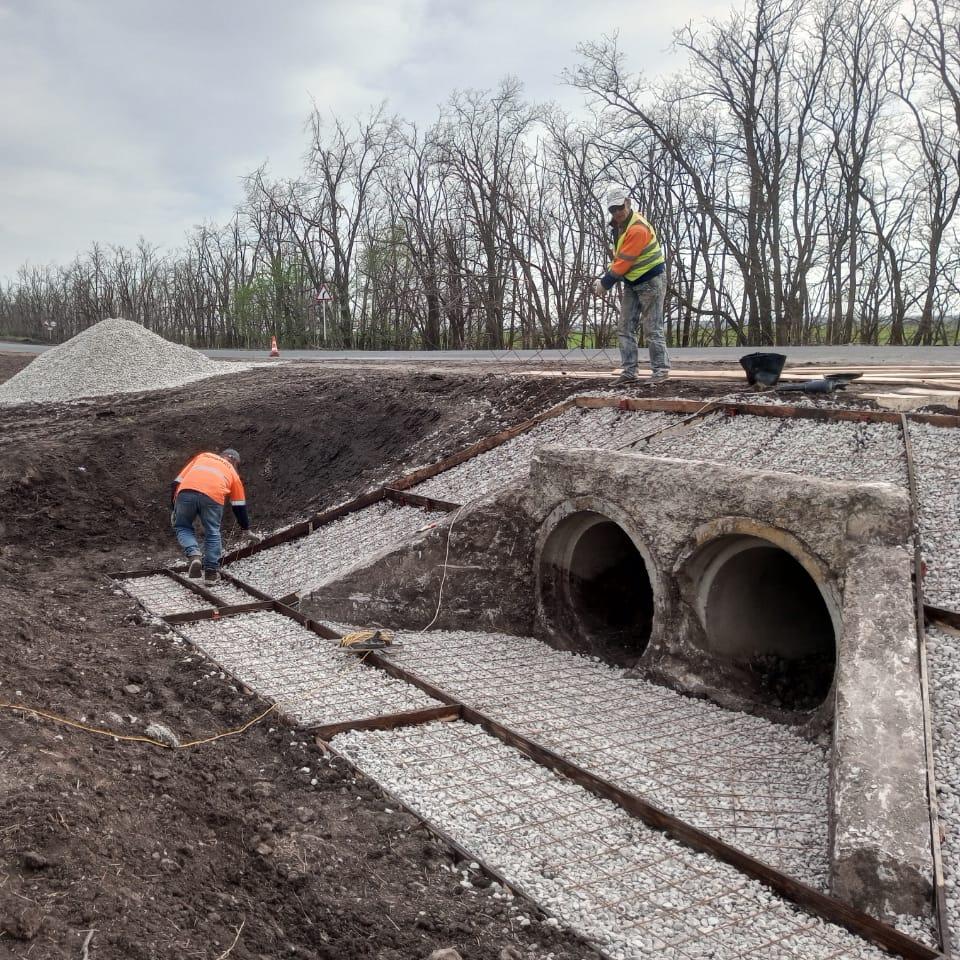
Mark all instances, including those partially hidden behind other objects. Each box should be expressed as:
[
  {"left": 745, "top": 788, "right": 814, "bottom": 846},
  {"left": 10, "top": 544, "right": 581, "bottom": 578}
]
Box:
[{"left": 231, "top": 504, "right": 250, "bottom": 530}]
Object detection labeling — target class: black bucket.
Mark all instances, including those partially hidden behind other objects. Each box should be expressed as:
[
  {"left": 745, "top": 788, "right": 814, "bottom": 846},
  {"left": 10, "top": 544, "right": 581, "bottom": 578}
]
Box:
[{"left": 739, "top": 352, "right": 787, "bottom": 386}]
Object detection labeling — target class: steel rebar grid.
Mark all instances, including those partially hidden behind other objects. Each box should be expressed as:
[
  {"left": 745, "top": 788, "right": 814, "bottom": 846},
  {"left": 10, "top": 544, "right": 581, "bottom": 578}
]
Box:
[
  {"left": 334, "top": 720, "right": 935, "bottom": 960},
  {"left": 176, "top": 609, "right": 438, "bottom": 729},
  {"left": 390, "top": 630, "right": 829, "bottom": 888}
]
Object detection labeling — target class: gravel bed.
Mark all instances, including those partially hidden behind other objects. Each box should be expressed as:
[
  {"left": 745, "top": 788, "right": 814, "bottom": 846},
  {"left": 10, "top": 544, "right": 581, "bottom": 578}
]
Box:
[
  {"left": 410, "top": 407, "right": 679, "bottom": 503},
  {"left": 227, "top": 503, "right": 433, "bottom": 597},
  {"left": 200, "top": 579, "right": 257, "bottom": 606},
  {"left": 925, "top": 624, "right": 960, "bottom": 936},
  {"left": 393, "top": 630, "right": 830, "bottom": 889},
  {"left": 646, "top": 414, "right": 908, "bottom": 485},
  {"left": 410, "top": 406, "right": 907, "bottom": 507},
  {"left": 119, "top": 574, "right": 213, "bottom": 617},
  {"left": 0, "top": 318, "right": 256, "bottom": 406},
  {"left": 907, "top": 423, "right": 960, "bottom": 611},
  {"left": 334, "top": 721, "right": 892, "bottom": 960},
  {"left": 179, "top": 611, "right": 438, "bottom": 727}
]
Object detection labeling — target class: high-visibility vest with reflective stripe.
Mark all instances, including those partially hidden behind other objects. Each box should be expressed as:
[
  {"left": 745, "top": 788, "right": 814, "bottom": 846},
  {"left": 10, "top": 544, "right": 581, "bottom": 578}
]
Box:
[
  {"left": 612, "top": 210, "right": 665, "bottom": 282},
  {"left": 175, "top": 452, "right": 245, "bottom": 507}
]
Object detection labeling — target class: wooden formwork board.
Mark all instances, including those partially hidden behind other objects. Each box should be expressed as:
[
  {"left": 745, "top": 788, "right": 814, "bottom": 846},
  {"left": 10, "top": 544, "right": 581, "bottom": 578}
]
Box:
[
  {"left": 898, "top": 413, "right": 950, "bottom": 955},
  {"left": 576, "top": 395, "right": 960, "bottom": 428}
]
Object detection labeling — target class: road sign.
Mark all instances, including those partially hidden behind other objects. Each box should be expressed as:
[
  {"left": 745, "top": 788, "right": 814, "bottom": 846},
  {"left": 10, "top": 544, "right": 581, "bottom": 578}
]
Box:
[{"left": 315, "top": 285, "right": 332, "bottom": 302}]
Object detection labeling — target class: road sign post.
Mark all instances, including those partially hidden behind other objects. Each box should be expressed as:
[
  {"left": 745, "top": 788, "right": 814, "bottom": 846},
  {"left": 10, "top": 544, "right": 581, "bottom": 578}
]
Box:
[{"left": 316, "top": 285, "right": 332, "bottom": 345}]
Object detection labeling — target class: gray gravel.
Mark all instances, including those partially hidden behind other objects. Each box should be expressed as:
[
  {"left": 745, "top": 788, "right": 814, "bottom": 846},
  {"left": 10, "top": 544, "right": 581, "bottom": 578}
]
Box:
[
  {"left": 907, "top": 423, "right": 960, "bottom": 612},
  {"left": 411, "top": 407, "right": 678, "bottom": 503},
  {"left": 198, "top": 579, "right": 257, "bottom": 606},
  {"left": 119, "top": 574, "right": 215, "bottom": 617},
  {"left": 646, "top": 413, "right": 908, "bottom": 485},
  {"left": 334, "top": 720, "right": 893, "bottom": 960},
  {"left": 410, "top": 407, "right": 908, "bottom": 506},
  {"left": 0, "top": 318, "right": 256, "bottom": 406},
  {"left": 924, "top": 625, "right": 960, "bottom": 936},
  {"left": 178, "top": 610, "right": 437, "bottom": 727},
  {"left": 228, "top": 502, "right": 434, "bottom": 597},
  {"left": 394, "top": 630, "right": 830, "bottom": 888}
]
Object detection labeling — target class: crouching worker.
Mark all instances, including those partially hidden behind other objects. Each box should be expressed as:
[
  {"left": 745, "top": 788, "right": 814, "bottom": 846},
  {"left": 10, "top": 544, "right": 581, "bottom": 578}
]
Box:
[{"left": 170, "top": 447, "right": 258, "bottom": 583}]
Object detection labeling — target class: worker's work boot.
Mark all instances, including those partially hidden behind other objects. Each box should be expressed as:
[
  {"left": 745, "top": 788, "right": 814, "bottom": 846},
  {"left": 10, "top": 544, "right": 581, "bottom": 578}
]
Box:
[
  {"left": 187, "top": 555, "right": 202, "bottom": 579},
  {"left": 203, "top": 569, "right": 221, "bottom": 585}
]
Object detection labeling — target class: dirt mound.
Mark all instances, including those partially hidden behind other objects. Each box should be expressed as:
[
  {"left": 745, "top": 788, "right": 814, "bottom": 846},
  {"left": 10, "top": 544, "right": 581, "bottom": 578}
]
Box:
[{"left": 0, "top": 318, "right": 246, "bottom": 406}]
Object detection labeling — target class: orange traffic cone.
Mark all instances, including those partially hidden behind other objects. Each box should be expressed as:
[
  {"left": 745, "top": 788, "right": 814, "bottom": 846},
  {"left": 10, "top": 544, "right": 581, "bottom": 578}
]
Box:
[{"left": 269, "top": 335, "right": 279, "bottom": 358}]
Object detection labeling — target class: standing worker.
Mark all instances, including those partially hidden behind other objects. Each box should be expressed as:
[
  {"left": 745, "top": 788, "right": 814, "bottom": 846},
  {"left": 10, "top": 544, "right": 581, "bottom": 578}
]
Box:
[
  {"left": 593, "top": 186, "right": 670, "bottom": 385},
  {"left": 170, "top": 448, "right": 258, "bottom": 583}
]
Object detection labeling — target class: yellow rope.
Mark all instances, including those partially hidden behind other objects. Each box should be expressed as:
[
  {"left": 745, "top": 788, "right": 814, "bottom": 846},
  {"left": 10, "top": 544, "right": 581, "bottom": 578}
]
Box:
[
  {"left": 339, "top": 629, "right": 395, "bottom": 648},
  {"left": 0, "top": 700, "right": 277, "bottom": 750}
]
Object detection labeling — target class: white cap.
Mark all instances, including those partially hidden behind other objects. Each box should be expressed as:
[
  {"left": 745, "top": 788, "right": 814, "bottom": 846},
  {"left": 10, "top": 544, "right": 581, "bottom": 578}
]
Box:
[{"left": 605, "top": 185, "right": 630, "bottom": 208}]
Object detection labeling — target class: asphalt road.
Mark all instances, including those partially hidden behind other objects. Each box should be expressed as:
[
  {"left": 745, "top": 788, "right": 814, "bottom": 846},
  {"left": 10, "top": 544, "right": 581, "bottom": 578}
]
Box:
[{"left": 3, "top": 341, "right": 960, "bottom": 365}]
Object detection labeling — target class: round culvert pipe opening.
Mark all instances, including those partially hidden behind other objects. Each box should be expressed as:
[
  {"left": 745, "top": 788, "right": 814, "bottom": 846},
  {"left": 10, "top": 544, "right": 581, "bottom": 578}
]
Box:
[
  {"left": 538, "top": 510, "right": 655, "bottom": 666},
  {"left": 694, "top": 535, "right": 837, "bottom": 709}
]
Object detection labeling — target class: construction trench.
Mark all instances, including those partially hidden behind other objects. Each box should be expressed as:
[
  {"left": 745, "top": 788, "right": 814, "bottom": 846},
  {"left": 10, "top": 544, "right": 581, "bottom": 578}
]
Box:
[{"left": 113, "top": 395, "right": 960, "bottom": 960}]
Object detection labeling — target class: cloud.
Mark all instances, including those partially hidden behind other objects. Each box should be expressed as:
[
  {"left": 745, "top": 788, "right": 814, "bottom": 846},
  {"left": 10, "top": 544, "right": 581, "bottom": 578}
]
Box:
[{"left": 0, "top": 0, "right": 732, "bottom": 281}]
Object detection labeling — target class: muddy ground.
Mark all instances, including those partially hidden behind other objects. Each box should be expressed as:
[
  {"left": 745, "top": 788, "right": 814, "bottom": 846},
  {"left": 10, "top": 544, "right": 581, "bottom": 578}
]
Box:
[{"left": 0, "top": 354, "right": 922, "bottom": 959}]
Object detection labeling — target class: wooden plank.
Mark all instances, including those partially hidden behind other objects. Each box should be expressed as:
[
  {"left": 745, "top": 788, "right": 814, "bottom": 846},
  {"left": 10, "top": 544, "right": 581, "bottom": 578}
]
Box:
[
  {"left": 161, "top": 600, "right": 274, "bottom": 625},
  {"left": 109, "top": 567, "right": 167, "bottom": 580},
  {"left": 271, "top": 599, "right": 343, "bottom": 641},
  {"left": 926, "top": 605, "right": 960, "bottom": 630},
  {"left": 901, "top": 413, "right": 951, "bottom": 956},
  {"left": 221, "top": 488, "right": 388, "bottom": 565},
  {"left": 311, "top": 703, "right": 461, "bottom": 740},
  {"left": 458, "top": 705, "right": 940, "bottom": 960},
  {"left": 383, "top": 488, "right": 462, "bottom": 512},
  {"left": 575, "top": 395, "right": 960, "bottom": 429},
  {"left": 178, "top": 600, "right": 936, "bottom": 957},
  {"left": 389, "top": 399, "right": 577, "bottom": 492}
]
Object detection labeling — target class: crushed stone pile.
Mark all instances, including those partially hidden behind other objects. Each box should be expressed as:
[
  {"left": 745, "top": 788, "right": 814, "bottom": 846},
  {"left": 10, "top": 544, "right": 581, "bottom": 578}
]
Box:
[{"left": 0, "top": 318, "right": 249, "bottom": 405}]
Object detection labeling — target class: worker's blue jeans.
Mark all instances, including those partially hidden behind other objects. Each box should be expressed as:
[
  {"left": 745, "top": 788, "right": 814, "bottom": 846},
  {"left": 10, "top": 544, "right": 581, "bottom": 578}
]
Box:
[
  {"left": 619, "top": 272, "right": 670, "bottom": 377},
  {"left": 172, "top": 490, "right": 224, "bottom": 571}
]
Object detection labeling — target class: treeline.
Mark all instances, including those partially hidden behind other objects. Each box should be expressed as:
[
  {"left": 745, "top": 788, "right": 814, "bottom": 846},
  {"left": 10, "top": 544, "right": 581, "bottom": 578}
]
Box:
[{"left": 2, "top": 0, "right": 958, "bottom": 349}]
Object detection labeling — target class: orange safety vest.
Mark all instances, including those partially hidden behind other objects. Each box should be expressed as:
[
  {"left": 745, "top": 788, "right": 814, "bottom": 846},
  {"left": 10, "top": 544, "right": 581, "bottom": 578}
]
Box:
[
  {"left": 609, "top": 210, "right": 665, "bottom": 282},
  {"left": 175, "top": 452, "right": 245, "bottom": 507}
]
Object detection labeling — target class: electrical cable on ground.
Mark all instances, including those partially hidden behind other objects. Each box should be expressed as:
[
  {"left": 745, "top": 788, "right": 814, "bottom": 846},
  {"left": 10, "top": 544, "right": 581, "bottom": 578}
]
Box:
[
  {"left": 415, "top": 501, "right": 469, "bottom": 636},
  {"left": 0, "top": 700, "right": 277, "bottom": 750}
]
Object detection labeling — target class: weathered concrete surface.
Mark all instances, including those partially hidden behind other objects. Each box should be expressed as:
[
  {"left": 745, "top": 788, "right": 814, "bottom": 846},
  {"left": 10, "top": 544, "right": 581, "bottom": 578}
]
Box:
[
  {"left": 831, "top": 545, "right": 933, "bottom": 918},
  {"left": 301, "top": 488, "right": 539, "bottom": 635},
  {"left": 302, "top": 447, "right": 931, "bottom": 920}
]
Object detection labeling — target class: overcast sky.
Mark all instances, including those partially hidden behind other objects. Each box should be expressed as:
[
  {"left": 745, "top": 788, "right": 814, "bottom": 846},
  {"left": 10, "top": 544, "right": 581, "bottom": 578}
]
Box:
[{"left": 0, "top": 0, "right": 731, "bottom": 282}]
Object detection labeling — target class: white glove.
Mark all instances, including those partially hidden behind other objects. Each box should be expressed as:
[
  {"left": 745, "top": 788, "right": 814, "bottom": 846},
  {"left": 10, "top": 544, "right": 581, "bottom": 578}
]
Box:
[
  {"left": 242, "top": 529, "right": 261, "bottom": 545},
  {"left": 593, "top": 280, "right": 606, "bottom": 298}
]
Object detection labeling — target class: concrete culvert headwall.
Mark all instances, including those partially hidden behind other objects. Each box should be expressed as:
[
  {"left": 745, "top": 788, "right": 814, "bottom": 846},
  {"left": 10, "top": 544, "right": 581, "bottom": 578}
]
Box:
[
  {"left": 689, "top": 534, "right": 837, "bottom": 709},
  {"left": 538, "top": 509, "right": 655, "bottom": 666}
]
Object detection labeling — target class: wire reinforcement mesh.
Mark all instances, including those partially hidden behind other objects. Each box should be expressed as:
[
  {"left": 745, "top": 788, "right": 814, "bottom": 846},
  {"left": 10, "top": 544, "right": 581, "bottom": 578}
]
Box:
[
  {"left": 334, "top": 721, "right": 894, "bottom": 960},
  {"left": 178, "top": 611, "right": 438, "bottom": 727},
  {"left": 394, "top": 631, "right": 830, "bottom": 889}
]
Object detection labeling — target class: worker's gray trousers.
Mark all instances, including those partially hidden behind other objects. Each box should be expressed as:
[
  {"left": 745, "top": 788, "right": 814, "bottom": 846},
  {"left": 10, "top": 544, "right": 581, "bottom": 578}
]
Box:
[{"left": 619, "top": 272, "right": 670, "bottom": 377}]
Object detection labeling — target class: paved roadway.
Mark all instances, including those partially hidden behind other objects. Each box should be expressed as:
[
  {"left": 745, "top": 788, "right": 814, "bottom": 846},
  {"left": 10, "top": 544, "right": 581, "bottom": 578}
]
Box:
[{"left": 3, "top": 341, "right": 960, "bottom": 365}]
